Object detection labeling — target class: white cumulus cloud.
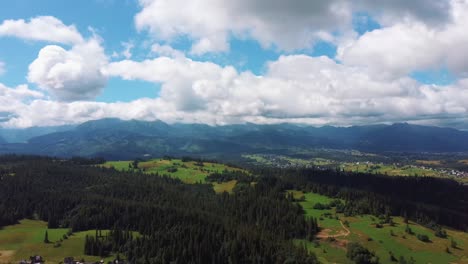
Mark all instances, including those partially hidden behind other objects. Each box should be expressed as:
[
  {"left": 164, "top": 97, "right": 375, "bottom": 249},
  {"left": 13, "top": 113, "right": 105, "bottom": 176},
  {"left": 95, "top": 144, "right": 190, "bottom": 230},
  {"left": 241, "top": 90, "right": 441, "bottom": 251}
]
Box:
[
  {"left": 28, "top": 38, "right": 108, "bottom": 101},
  {"left": 0, "top": 16, "right": 108, "bottom": 102},
  {"left": 151, "top": 44, "right": 184, "bottom": 58},
  {"left": 338, "top": 0, "right": 468, "bottom": 78},
  {"left": 135, "top": 0, "right": 352, "bottom": 54},
  {"left": 355, "top": 0, "right": 453, "bottom": 26},
  {"left": 0, "top": 82, "right": 44, "bottom": 124},
  {"left": 0, "top": 16, "right": 84, "bottom": 45},
  {"left": 135, "top": 0, "right": 457, "bottom": 55}
]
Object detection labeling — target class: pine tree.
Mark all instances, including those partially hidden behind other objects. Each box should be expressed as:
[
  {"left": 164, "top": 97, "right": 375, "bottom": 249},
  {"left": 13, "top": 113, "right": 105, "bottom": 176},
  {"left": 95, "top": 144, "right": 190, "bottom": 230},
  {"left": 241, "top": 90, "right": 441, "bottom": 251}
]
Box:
[{"left": 44, "top": 230, "right": 50, "bottom": 243}]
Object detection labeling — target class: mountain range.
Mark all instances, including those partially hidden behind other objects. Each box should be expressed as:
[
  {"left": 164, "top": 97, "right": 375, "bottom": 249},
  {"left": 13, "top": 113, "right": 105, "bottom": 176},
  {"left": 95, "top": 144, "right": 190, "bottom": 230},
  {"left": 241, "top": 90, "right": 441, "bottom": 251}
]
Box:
[{"left": 1, "top": 118, "right": 468, "bottom": 159}]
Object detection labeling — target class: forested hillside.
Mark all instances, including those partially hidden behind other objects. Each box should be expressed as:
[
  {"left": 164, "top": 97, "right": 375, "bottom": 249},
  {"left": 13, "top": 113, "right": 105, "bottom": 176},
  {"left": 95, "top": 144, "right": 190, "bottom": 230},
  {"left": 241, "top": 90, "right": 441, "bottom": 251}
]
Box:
[{"left": 0, "top": 155, "right": 318, "bottom": 263}]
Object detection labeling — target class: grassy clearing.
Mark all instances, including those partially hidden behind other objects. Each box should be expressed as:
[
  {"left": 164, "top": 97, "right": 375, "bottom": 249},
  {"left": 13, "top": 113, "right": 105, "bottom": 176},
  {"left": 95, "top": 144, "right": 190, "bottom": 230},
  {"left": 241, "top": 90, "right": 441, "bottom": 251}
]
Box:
[
  {"left": 295, "top": 239, "right": 351, "bottom": 264},
  {"left": 290, "top": 191, "right": 344, "bottom": 235},
  {"left": 291, "top": 190, "right": 468, "bottom": 264},
  {"left": 102, "top": 158, "right": 242, "bottom": 191},
  {"left": 100, "top": 160, "right": 131, "bottom": 171},
  {"left": 212, "top": 180, "right": 237, "bottom": 193},
  {"left": 0, "top": 220, "right": 115, "bottom": 264}
]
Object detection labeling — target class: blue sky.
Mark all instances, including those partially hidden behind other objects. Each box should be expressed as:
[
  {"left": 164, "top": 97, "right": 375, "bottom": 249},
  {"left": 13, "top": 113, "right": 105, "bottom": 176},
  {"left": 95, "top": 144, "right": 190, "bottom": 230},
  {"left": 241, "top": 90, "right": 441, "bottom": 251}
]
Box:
[{"left": 0, "top": 0, "right": 467, "bottom": 129}]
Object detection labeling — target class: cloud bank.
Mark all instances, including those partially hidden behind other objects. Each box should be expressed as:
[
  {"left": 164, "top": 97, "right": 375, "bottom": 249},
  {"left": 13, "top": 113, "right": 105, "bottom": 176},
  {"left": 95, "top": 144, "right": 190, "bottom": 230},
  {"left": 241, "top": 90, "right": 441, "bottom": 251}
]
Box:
[{"left": 3, "top": 54, "right": 467, "bottom": 128}]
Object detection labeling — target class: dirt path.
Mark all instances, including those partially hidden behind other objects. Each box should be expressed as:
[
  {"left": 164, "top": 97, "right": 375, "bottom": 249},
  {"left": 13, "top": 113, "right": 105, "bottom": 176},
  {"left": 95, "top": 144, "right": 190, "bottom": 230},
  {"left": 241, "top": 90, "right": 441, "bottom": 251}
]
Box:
[
  {"left": 316, "top": 220, "right": 351, "bottom": 239},
  {"left": 339, "top": 220, "right": 351, "bottom": 237}
]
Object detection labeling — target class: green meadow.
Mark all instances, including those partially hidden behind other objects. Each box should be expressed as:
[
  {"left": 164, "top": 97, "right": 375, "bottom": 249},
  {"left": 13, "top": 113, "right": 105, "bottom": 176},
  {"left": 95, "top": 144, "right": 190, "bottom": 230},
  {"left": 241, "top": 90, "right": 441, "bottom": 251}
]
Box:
[
  {"left": 291, "top": 190, "right": 468, "bottom": 264},
  {"left": 102, "top": 158, "right": 242, "bottom": 192},
  {"left": 0, "top": 220, "right": 115, "bottom": 264}
]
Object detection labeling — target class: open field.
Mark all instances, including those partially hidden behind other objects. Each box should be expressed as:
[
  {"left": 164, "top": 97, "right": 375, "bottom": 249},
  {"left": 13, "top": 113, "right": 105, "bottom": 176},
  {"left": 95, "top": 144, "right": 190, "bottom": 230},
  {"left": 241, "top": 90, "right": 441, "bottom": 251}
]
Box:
[
  {"left": 0, "top": 220, "right": 115, "bottom": 264},
  {"left": 102, "top": 158, "right": 242, "bottom": 192},
  {"left": 291, "top": 190, "right": 468, "bottom": 264}
]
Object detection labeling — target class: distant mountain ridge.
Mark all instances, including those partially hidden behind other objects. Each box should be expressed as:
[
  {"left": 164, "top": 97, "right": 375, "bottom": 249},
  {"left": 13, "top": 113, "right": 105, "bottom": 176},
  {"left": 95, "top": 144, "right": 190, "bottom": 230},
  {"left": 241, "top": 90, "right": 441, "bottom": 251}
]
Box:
[
  {"left": 1, "top": 119, "right": 468, "bottom": 159},
  {"left": 0, "top": 125, "right": 75, "bottom": 143}
]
